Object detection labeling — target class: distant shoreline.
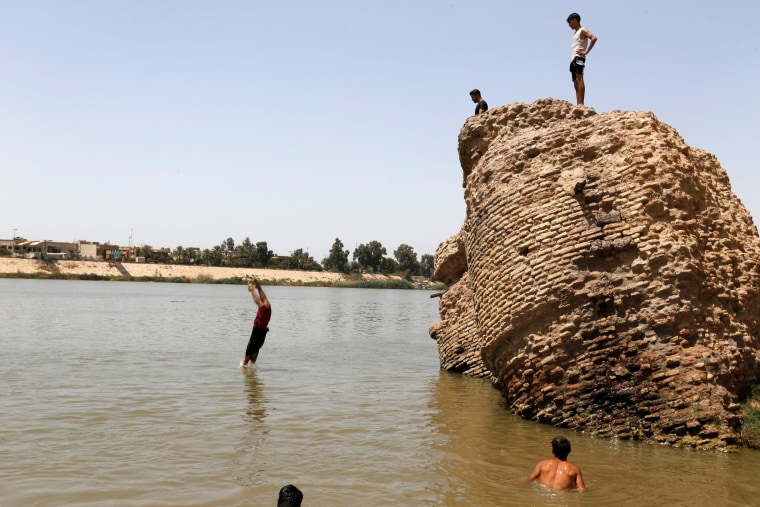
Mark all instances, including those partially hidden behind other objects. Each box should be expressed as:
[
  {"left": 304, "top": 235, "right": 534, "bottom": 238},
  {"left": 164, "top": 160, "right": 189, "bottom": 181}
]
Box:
[{"left": 0, "top": 257, "right": 437, "bottom": 289}]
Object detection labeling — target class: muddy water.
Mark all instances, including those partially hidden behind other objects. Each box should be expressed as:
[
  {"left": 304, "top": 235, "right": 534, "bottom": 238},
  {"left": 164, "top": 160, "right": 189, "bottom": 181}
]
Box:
[{"left": 1, "top": 279, "right": 759, "bottom": 506}]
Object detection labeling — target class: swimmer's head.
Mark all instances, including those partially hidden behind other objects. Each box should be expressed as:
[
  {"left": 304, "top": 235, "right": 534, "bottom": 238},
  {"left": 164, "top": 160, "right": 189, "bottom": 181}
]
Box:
[{"left": 552, "top": 436, "right": 571, "bottom": 460}]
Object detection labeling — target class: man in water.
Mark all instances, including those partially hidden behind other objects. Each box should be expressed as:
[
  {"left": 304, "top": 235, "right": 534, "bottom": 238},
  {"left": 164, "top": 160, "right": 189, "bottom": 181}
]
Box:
[
  {"left": 527, "top": 436, "right": 586, "bottom": 491},
  {"left": 470, "top": 89, "right": 488, "bottom": 115},
  {"left": 567, "top": 12, "right": 598, "bottom": 106},
  {"left": 277, "top": 484, "right": 303, "bottom": 506},
  {"left": 242, "top": 276, "right": 271, "bottom": 367}
]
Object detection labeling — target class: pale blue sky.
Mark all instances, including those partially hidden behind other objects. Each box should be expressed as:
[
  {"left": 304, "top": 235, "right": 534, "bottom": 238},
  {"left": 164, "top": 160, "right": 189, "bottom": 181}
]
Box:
[{"left": 2, "top": 1, "right": 758, "bottom": 261}]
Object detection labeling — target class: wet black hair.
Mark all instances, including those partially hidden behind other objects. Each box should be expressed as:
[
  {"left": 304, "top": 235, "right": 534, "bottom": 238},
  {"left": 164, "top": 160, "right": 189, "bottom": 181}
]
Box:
[
  {"left": 567, "top": 12, "right": 581, "bottom": 23},
  {"left": 469, "top": 89, "right": 481, "bottom": 96},
  {"left": 277, "top": 484, "right": 303, "bottom": 507},
  {"left": 552, "top": 436, "right": 572, "bottom": 460}
]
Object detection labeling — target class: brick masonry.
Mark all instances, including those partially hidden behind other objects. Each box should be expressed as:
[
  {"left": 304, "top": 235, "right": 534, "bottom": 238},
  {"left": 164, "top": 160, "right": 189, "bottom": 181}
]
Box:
[{"left": 431, "top": 98, "right": 760, "bottom": 449}]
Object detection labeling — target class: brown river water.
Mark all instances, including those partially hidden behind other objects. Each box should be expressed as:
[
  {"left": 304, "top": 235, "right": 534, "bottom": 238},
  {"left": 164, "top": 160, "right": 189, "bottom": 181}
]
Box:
[{"left": 2, "top": 279, "right": 760, "bottom": 506}]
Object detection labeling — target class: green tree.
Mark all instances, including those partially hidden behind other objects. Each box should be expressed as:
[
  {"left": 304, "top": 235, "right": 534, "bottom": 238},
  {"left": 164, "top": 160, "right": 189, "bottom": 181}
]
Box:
[
  {"left": 203, "top": 245, "right": 224, "bottom": 266},
  {"left": 136, "top": 245, "right": 154, "bottom": 262},
  {"left": 256, "top": 241, "right": 273, "bottom": 267},
  {"left": 235, "top": 237, "right": 257, "bottom": 267},
  {"left": 220, "top": 237, "right": 236, "bottom": 266},
  {"left": 200, "top": 248, "right": 211, "bottom": 265},
  {"left": 379, "top": 257, "right": 398, "bottom": 274},
  {"left": 172, "top": 245, "right": 196, "bottom": 264},
  {"left": 172, "top": 246, "right": 185, "bottom": 264},
  {"left": 394, "top": 244, "right": 419, "bottom": 275},
  {"left": 353, "top": 240, "right": 386, "bottom": 272},
  {"left": 288, "top": 248, "right": 320, "bottom": 271},
  {"left": 188, "top": 247, "right": 201, "bottom": 264},
  {"left": 323, "top": 237, "right": 349, "bottom": 273},
  {"left": 420, "top": 253, "right": 435, "bottom": 278}
]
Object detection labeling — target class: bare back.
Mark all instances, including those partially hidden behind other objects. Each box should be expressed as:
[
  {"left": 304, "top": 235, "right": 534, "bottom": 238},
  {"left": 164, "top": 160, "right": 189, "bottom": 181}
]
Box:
[{"left": 528, "top": 458, "right": 585, "bottom": 491}]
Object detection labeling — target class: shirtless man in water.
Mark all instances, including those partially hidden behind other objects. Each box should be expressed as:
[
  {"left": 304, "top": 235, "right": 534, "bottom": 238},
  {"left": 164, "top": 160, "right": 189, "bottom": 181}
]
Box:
[{"left": 527, "top": 436, "right": 586, "bottom": 491}]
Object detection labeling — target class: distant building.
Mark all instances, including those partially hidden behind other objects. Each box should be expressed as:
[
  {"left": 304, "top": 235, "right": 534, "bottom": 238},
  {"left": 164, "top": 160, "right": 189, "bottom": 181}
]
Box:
[
  {"left": 2, "top": 238, "right": 105, "bottom": 260},
  {"left": 15, "top": 240, "right": 78, "bottom": 259},
  {"left": 75, "top": 241, "right": 98, "bottom": 260},
  {"left": 153, "top": 248, "right": 171, "bottom": 263},
  {"left": 0, "top": 237, "right": 27, "bottom": 256},
  {"left": 97, "top": 244, "right": 122, "bottom": 261},
  {"left": 0, "top": 238, "right": 17, "bottom": 255}
]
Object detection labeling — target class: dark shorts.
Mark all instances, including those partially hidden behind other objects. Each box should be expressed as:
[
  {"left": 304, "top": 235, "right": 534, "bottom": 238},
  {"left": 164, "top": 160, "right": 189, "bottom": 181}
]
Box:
[
  {"left": 570, "top": 56, "right": 585, "bottom": 81},
  {"left": 245, "top": 326, "right": 269, "bottom": 356}
]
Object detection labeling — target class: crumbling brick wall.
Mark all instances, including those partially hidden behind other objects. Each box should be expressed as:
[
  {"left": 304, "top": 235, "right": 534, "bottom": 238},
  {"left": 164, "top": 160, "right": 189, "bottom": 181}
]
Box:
[{"left": 432, "top": 98, "right": 760, "bottom": 449}]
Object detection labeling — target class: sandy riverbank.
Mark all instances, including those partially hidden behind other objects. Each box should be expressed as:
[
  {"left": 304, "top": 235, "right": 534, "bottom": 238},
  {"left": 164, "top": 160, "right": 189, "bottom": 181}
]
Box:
[{"left": 0, "top": 257, "right": 391, "bottom": 284}]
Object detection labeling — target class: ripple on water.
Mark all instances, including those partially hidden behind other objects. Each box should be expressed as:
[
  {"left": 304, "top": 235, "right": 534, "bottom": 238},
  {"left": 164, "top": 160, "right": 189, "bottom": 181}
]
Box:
[{"left": 3, "top": 281, "right": 760, "bottom": 506}]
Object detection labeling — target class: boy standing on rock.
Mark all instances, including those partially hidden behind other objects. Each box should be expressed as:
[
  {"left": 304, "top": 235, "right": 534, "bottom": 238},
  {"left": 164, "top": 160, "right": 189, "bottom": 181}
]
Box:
[
  {"left": 567, "top": 12, "right": 598, "bottom": 106},
  {"left": 527, "top": 436, "right": 586, "bottom": 491},
  {"left": 242, "top": 277, "right": 271, "bottom": 367}
]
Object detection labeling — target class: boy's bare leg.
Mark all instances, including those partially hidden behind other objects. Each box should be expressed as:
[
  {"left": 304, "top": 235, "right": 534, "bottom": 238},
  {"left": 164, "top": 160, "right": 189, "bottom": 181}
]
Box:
[{"left": 574, "top": 75, "right": 585, "bottom": 105}]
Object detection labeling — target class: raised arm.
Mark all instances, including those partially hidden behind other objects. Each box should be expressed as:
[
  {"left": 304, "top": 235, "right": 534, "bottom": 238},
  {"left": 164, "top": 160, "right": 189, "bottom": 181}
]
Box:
[
  {"left": 579, "top": 27, "right": 597, "bottom": 55},
  {"left": 248, "top": 280, "right": 262, "bottom": 307},
  {"left": 250, "top": 278, "right": 270, "bottom": 309}
]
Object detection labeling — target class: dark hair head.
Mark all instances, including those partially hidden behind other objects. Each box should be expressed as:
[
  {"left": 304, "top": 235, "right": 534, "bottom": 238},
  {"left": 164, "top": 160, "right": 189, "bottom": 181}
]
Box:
[
  {"left": 469, "top": 89, "right": 481, "bottom": 97},
  {"left": 567, "top": 12, "right": 581, "bottom": 23},
  {"left": 552, "top": 436, "right": 572, "bottom": 460},
  {"left": 277, "top": 484, "right": 303, "bottom": 507}
]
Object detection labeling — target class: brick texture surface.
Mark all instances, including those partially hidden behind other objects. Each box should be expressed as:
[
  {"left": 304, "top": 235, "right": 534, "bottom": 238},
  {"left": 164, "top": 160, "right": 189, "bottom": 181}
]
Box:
[{"left": 431, "top": 98, "right": 760, "bottom": 449}]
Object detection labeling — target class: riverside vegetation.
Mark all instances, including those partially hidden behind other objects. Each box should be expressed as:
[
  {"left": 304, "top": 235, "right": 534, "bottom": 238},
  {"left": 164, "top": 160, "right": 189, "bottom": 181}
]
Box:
[
  {"left": 0, "top": 269, "right": 445, "bottom": 290},
  {"left": 0, "top": 236, "right": 443, "bottom": 289},
  {"left": 742, "top": 383, "right": 760, "bottom": 448},
  {"left": 131, "top": 237, "right": 435, "bottom": 280}
]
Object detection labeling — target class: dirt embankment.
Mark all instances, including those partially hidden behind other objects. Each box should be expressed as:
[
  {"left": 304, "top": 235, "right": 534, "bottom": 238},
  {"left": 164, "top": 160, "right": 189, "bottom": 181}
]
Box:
[{"left": 0, "top": 257, "right": 360, "bottom": 284}]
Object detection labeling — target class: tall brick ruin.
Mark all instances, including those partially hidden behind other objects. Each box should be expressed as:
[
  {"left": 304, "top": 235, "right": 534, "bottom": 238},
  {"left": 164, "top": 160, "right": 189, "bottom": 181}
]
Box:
[{"left": 429, "top": 98, "right": 760, "bottom": 449}]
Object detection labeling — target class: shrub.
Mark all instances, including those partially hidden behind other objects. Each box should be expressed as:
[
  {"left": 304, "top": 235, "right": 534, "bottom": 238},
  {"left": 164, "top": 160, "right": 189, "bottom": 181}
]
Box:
[
  {"left": 335, "top": 279, "right": 414, "bottom": 289},
  {"left": 742, "top": 383, "right": 760, "bottom": 448}
]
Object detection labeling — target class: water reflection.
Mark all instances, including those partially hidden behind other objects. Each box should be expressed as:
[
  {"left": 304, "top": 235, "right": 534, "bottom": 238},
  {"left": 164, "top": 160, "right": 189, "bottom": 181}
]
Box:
[
  {"left": 243, "top": 368, "right": 268, "bottom": 425},
  {"left": 232, "top": 368, "right": 272, "bottom": 490}
]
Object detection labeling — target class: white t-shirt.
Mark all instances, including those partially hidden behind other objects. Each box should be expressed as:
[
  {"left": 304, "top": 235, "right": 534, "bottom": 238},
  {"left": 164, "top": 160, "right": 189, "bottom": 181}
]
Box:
[{"left": 570, "top": 29, "right": 588, "bottom": 62}]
